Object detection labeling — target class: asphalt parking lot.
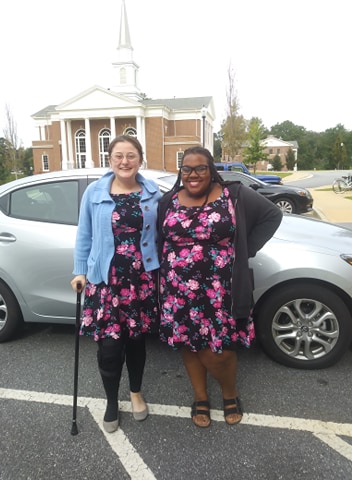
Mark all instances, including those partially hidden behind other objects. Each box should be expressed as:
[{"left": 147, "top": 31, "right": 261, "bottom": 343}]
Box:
[{"left": 1, "top": 325, "right": 352, "bottom": 480}]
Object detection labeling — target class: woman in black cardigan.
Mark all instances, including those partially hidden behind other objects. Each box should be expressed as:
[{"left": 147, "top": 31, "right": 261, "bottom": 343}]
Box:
[{"left": 158, "top": 147, "right": 282, "bottom": 428}]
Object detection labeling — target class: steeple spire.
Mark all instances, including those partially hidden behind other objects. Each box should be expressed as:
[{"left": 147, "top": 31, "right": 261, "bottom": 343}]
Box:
[
  {"left": 118, "top": 0, "right": 132, "bottom": 49},
  {"left": 112, "top": 0, "right": 141, "bottom": 100}
]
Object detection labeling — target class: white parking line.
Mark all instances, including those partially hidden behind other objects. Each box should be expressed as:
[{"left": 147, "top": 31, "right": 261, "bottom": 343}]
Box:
[{"left": 1, "top": 388, "right": 352, "bottom": 478}]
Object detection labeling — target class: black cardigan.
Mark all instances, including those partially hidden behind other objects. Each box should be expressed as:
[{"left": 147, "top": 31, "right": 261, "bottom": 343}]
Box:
[{"left": 157, "top": 182, "right": 283, "bottom": 319}]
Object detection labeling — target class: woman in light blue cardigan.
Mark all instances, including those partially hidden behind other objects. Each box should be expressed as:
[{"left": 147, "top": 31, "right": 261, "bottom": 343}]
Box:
[{"left": 71, "top": 135, "right": 161, "bottom": 433}]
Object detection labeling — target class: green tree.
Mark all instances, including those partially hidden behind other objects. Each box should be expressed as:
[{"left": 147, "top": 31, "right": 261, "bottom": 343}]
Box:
[
  {"left": 0, "top": 137, "right": 11, "bottom": 183},
  {"left": 272, "top": 154, "right": 282, "bottom": 171},
  {"left": 3, "top": 104, "right": 22, "bottom": 179},
  {"left": 22, "top": 147, "right": 34, "bottom": 176},
  {"left": 243, "top": 118, "right": 268, "bottom": 173},
  {"left": 333, "top": 135, "right": 347, "bottom": 169},
  {"left": 270, "top": 120, "right": 306, "bottom": 142},
  {"left": 221, "top": 63, "right": 247, "bottom": 159},
  {"left": 213, "top": 131, "right": 222, "bottom": 161},
  {"left": 285, "top": 147, "right": 296, "bottom": 170}
]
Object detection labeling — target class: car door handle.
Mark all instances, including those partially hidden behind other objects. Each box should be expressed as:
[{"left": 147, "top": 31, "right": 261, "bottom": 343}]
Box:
[{"left": 0, "top": 232, "right": 16, "bottom": 242}]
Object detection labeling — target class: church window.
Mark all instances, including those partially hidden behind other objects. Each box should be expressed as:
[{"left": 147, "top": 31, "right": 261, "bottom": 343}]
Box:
[
  {"left": 75, "top": 130, "right": 86, "bottom": 168},
  {"left": 99, "top": 129, "right": 111, "bottom": 167},
  {"left": 120, "top": 67, "right": 127, "bottom": 85}
]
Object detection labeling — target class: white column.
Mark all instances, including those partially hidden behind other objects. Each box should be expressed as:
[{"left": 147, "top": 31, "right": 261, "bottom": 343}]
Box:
[
  {"left": 60, "top": 120, "right": 68, "bottom": 170},
  {"left": 136, "top": 115, "right": 146, "bottom": 162},
  {"left": 110, "top": 117, "right": 116, "bottom": 139},
  {"left": 84, "top": 118, "right": 93, "bottom": 168}
]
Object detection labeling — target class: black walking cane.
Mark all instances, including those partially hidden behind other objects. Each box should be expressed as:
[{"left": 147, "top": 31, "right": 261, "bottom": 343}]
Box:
[{"left": 71, "top": 283, "right": 82, "bottom": 436}]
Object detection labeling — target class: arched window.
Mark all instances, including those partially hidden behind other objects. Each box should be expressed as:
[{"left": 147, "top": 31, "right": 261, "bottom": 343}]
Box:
[
  {"left": 75, "top": 130, "right": 86, "bottom": 168},
  {"left": 123, "top": 127, "right": 137, "bottom": 137},
  {"left": 120, "top": 67, "right": 127, "bottom": 85},
  {"left": 99, "top": 129, "right": 111, "bottom": 167}
]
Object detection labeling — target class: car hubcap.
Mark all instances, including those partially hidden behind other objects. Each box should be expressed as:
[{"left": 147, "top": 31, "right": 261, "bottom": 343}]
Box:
[
  {"left": 271, "top": 298, "right": 339, "bottom": 361},
  {"left": 276, "top": 200, "right": 293, "bottom": 213},
  {"left": 0, "top": 294, "right": 7, "bottom": 331}
]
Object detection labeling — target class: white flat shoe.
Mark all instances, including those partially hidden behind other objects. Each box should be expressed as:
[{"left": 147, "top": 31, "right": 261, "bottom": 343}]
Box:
[
  {"left": 132, "top": 405, "right": 148, "bottom": 422},
  {"left": 103, "top": 418, "right": 119, "bottom": 433}
]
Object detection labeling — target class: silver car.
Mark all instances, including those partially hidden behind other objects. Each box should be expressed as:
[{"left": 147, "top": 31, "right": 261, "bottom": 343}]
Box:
[{"left": 0, "top": 168, "right": 351, "bottom": 369}]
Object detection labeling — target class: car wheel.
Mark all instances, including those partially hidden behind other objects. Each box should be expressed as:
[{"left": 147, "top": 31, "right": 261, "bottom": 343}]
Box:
[
  {"left": 255, "top": 283, "right": 352, "bottom": 369},
  {"left": 0, "top": 282, "right": 23, "bottom": 342},
  {"left": 274, "top": 197, "right": 295, "bottom": 214}
]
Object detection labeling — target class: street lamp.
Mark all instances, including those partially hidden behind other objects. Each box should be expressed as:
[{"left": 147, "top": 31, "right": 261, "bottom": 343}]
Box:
[{"left": 201, "top": 105, "right": 207, "bottom": 147}]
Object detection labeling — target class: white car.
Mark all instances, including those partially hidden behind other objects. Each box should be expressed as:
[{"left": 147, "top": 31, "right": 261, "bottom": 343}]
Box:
[{"left": 0, "top": 168, "right": 351, "bottom": 369}]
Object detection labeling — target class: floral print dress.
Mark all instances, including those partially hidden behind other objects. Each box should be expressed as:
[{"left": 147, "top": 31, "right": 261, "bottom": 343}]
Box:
[
  {"left": 159, "top": 187, "right": 255, "bottom": 353},
  {"left": 80, "top": 191, "right": 158, "bottom": 341}
]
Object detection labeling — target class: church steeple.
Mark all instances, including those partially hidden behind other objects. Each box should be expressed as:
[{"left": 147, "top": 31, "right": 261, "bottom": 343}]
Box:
[
  {"left": 112, "top": 0, "right": 142, "bottom": 100},
  {"left": 118, "top": 0, "right": 132, "bottom": 50}
]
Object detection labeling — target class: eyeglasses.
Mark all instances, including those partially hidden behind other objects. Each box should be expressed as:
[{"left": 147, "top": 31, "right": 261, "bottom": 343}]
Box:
[
  {"left": 110, "top": 153, "right": 139, "bottom": 162},
  {"left": 180, "top": 165, "right": 209, "bottom": 175}
]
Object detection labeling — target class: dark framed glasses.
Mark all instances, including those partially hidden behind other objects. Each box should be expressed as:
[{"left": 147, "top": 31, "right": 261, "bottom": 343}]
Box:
[{"left": 180, "top": 165, "right": 209, "bottom": 175}]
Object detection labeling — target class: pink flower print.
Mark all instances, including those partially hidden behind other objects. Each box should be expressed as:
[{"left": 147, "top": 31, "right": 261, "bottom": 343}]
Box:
[
  {"left": 200, "top": 325, "right": 209, "bottom": 336},
  {"left": 128, "top": 318, "right": 137, "bottom": 329},
  {"left": 187, "top": 279, "right": 199, "bottom": 292},
  {"left": 214, "top": 255, "right": 226, "bottom": 268},
  {"left": 167, "top": 215, "right": 178, "bottom": 227},
  {"left": 96, "top": 308, "right": 104, "bottom": 321},
  {"left": 162, "top": 312, "right": 174, "bottom": 324},
  {"left": 206, "top": 289, "right": 217, "bottom": 299},
  {"left": 179, "top": 248, "right": 191, "bottom": 258},
  {"left": 167, "top": 251, "right": 176, "bottom": 263},
  {"left": 86, "top": 284, "right": 97, "bottom": 296},
  {"left": 174, "top": 297, "right": 186, "bottom": 311},
  {"left": 191, "top": 245, "right": 204, "bottom": 261},
  {"left": 177, "top": 324, "right": 188, "bottom": 334},
  {"left": 81, "top": 312, "right": 93, "bottom": 327},
  {"left": 213, "top": 300, "right": 222, "bottom": 309},
  {"left": 181, "top": 218, "right": 193, "bottom": 229},
  {"left": 132, "top": 259, "right": 142, "bottom": 270},
  {"left": 163, "top": 295, "right": 175, "bottom": 310},
  {"left": 112, "top": 295, "right": 119, "bottom": 307},
  {"left": 189, "top": 309, "right": 203, "bottom": 322},
  {"left": 167, "top": 269, "right": 176, "bottom": 281},
  {"left": 112, "top": 211, "right": 120, "bottom": 221},
  {"left": 231, "top": 332, "right": 238, "bottom": 342},
  {"left": 116, "top": 244, "right": 129, "bottom": 255},
  {"left": 208, "top": 212, "right": 221, "bottom": 223}
]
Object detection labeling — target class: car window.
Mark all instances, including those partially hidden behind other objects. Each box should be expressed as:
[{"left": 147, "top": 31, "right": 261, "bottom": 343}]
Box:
[{"left": 9, "top": 180, "right": 79, "bottom": 225}]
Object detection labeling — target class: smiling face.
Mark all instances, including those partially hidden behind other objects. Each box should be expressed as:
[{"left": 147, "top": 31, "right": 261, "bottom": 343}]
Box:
[
  {"left": 109, "top": 140, "right": 142, "bottom": 182},
  {"left": 180, "top": 152, "right": 212, "bottom": 198}
]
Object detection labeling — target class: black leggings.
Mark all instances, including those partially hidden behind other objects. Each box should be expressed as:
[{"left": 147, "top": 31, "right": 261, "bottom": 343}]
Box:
[{"left": 97, "top": 335, "right": 146, "bottom": 392}]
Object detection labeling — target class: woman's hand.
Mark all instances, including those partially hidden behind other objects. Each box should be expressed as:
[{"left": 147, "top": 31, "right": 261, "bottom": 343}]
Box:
[{"left": 71, "top": 275, "right": 86, "bottom": 292}]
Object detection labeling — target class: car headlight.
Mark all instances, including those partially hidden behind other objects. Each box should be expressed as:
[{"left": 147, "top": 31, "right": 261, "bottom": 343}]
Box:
[
  {"left": 341, "top": 254, "right": 352, "bottom": 266},
  {"left": 297, "top": 190, "right": 310, "bottom": 197}
]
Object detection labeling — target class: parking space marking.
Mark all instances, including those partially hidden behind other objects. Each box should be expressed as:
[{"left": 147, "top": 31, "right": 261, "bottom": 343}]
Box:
[{"left": 1, "top": 387, "right": 352, "bottom": 478}]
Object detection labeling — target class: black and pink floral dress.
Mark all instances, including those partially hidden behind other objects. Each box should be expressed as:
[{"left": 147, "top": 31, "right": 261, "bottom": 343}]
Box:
[
  {"left": 159, "top": 187, "right": 255, "bottom": 353},
  {"left": 80, "top": 191, "right": 159, "bottom": 341}
]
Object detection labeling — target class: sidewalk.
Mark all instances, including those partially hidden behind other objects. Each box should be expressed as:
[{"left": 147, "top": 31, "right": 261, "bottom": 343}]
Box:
[{"left": 283, "top": 172, "right": 352, "bottom": 223}]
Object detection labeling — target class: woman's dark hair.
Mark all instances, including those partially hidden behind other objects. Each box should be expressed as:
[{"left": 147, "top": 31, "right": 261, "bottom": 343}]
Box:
[
  {"left": 170, "top": 146, "right": 224, "bottom": 193},
  {"left": 108, "top": 135, "right": 144, "bottom": 163}
]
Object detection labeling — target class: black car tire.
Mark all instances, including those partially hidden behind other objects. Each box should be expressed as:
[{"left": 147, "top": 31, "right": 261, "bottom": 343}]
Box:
[
  {"left": 274, "top": 197, "right": 296, "bottom": 214},
  {"left": 255, "top": 283, "right": 352, "bottom": 369},
  {"left": 0, "top": 281, "right": 23, "bottom": 342}
]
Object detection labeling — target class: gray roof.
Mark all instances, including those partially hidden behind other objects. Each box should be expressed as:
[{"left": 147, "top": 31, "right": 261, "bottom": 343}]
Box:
[
  {"left": 31, "top": 105, "right": 57, "bottom": 118},
  {"left": 142, "top": 96, "right": 212, "bottom": 110}
]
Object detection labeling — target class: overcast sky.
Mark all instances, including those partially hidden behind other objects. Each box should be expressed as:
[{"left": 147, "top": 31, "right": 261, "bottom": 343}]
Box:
[{"left": 1, "top": 0, "right": 351, "bottom": 147}]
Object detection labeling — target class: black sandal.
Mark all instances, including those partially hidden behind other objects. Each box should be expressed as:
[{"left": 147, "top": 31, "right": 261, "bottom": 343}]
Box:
[
  {"left": 191, "top": 400, "right": 211, "bottom": 428},
  {"left": 223, "top": 397, "right": 243, "bottom": 425}
]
